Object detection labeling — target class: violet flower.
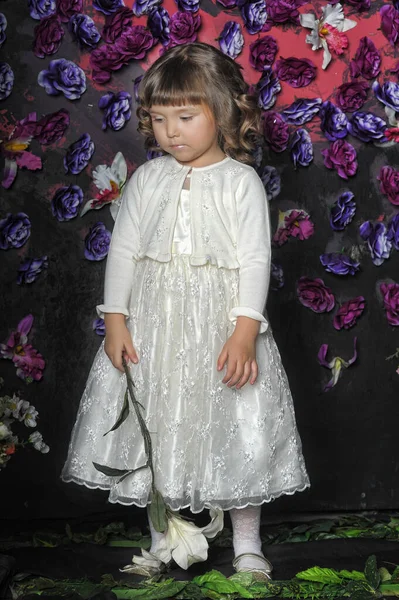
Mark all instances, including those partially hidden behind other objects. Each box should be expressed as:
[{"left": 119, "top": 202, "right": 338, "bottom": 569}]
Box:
[
  {"left": 380, "top": 4, "right": 399, "bottom": 47},
  {"left": 348, "top": 111, "right": 387, "bottom": 143},
  {"left": 378, "top": 166, "right": 399, "bottom": 206},
  {"left": 37, "top": 58, "right": 86, "bottom": 100},
  {"left": 168, "top": 11, "right": 200, "bottom": 45},
  {"left": 69, "top": 14, "right": 101, "bottom": 48},
  {"left": 64, "top": 133, "right": 95, "bottom": 175},
  {"left": 387, "top": 214, "right": 399, "bottom": 250},
  {"left": 335, "top": 81, "right": 369, "bottom": 113},
  {"left": 56, "top": 0, "right": 83, "bottom": 22},
  {"left": 271, "top": 262, "right": 284, "bottom": 290},
  {"left": 148, "top": 7, "right": 170, "bottom": 45},
  {"left": 33, "top": 14, "right": 64, "bottom": 58},
  {"left": 263, "top": 111, "right": 289, "bottom": 152},
  {"left": 241, "top": 0, "right": 267, "bottom": 34},
  {"left": 218, "top": 21, "right": 244, "bottom": 59},
  {"left": 372, "top": 81, "right": 399, "bottom": 113},
  {"left": 93, "top": 0, "right": 125, "bottom": 15},
  {"left": 0, "top": 14, "right": 6, "bottom": 49},
  {"left": 320, "top": 252, "right": 360, "bottom": 275},
  {"left": 359, "top": 221, "right": 392, "bottom": 266},
  {"left": 350, "top": 36, "right": 381, "bottom": 80},
  {"left": 297, "top": 276, "right": 335, "bottom": 313},
  {"left": 249, "top": 35, "right": 278, "bottom": 71},
  {"left": 290, "top": 128, "right": 313, "bottom": 168},
  {"left": 29, "top": 0, "right": 56, "bottom": 20},
  {"left": 318, "top": 337, "right": 357, "bottom": 392},
  {"left": 260, "top": 165, "right": 281, "bottom": 199},
  {"left": 321, "top": 139, "right": 358, "bottom": 179},
  {"left": 256, "top": 67, "right": 281, "bottom": 110},
  {"left": 17, "top": 256, "right": 48, "bottom": 285},
  {"left": 84, "top": 222, "right": 111, "bottom": 261},
  {"left": 133, "top": 0, "right": 161, "bottom": 16},
  {"left": 330, "top": 191, "right": 356, "bottom": 231},
  {"left": 319, "top": 100, "right": 348, "bottom": 142},
  {"left": 273, "top": 209, "right": 314, "bottom": 245},
  {"left": 0, "top": 62, "right": 14, "bottom": 101},
  {"left": 101, "top": 7, "right": 134, "bottom": 43},
  {"left": 36, "top": 108, "right": 70, "bottom": 145},
  {"left": 266, "top": 0, "right": 305, "bottom": 25},
  {"left": 93, "top": 317, "right": 105, "bottom": 336},
  {"left": 274, "top": 56, "right": 317, "bottom": 88},
  {"left": 281, "top": 98, "right": 322, "bottom": 126},
  {"left": 0, "top": 213, "right": 31, "bottom": 249},
  {"left": 51, "top": 185, "right": 83, "bottom": 221},
  {"left": 380, "top": 282, "right": 399, "bottom": 326},
  {"left": 0, "top": 315, "right": 45, "bottom": 383},
  {"left": 333, "top": 297, "right": 365, "bottom": 331},
  {"left": 99, "top": 91, "right": 132, "bottom": 131}
]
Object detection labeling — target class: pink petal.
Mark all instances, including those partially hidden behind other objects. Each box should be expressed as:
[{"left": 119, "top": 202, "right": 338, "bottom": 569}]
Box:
[
  {"left": 318, "top": 343, "right": 331, "bottom": 367},
  {"left": 15, "top": 152, "right": 42, "bottom": 171},
  {"left": 17, "top": 314, "right": 33, "bottom": 336},
  {"left": 2, "top": 159, "right": 18, "bottom": 189}
]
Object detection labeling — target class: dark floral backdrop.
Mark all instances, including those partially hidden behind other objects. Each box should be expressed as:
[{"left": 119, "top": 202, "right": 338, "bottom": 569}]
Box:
[{"left": 1, "top": 0, "right": 399, "bottom": 520}]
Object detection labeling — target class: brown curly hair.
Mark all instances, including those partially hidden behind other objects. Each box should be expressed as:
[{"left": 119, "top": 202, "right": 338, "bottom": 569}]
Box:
[{"left": 137, "top": 42, "right": 261, "bottom": 165}]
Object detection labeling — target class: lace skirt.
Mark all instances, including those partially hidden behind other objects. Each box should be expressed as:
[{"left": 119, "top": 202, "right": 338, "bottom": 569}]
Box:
[{"left": 61, "top": 256, "right": 309, "bottom": 513}]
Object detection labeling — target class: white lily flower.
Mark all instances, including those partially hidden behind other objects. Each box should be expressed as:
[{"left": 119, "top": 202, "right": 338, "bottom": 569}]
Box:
[
  {"left": 122, "top": 508, "right": 224, "bottom": 572},
  {"left": 28, "top": 430, "right": 50, "bottom": 453},
  {"left": 80, "top": 152, "right": 128, "bottom": 219},
  {"left": 0, "top": 422, "right": 12, "bottom": 441},
  {"left": 23, "top": 406, "right": 39, "bottom": 428},
  {"left": 300, "top": 3, "right": 356, "bottom": 70}
]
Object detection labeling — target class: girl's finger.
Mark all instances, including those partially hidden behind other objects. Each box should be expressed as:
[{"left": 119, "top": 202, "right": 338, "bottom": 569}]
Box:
[
  {"left": 250, "top": 359, "right": 258, "bottom": 385},
  {"left": 222, "top": 359, "right": 237, "bottom": 384},
  {"left": 237, "top": 360, "right": 251, "bottom": 389},
  {"left": 217, "top": 347, "right": 228, "bottom": 371},
  {"left": 226, "top": 362, "right": 244, "bottom": 387}
]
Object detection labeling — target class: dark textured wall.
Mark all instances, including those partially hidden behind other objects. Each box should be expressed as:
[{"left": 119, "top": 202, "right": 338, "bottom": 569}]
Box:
[{"left": 0, "top": 0, "right": 398, "bottom": 522}]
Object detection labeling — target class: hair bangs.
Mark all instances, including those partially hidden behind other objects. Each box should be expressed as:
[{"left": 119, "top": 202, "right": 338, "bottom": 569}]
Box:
[{"left": 141, "top": 64, "right": 208, "bottom": 108}]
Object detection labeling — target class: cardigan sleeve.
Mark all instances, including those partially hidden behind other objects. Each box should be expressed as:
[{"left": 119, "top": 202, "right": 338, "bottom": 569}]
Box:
[
  {"left": 228, "top": 169, "right": 271, "bottom": 334},
  {"left": 96, "top": 166, "right": 143, "bottom": 318}
]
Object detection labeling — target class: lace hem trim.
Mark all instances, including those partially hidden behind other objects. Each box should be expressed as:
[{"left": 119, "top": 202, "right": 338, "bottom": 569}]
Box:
[{"left": 60, "top": 475, "right": 310, "bottom": 514}]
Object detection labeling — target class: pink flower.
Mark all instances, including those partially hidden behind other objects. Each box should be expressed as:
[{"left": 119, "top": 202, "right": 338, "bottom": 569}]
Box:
[
  {"left": 321, "top": 139, "right": 358, "bottom": 179},
  {"left": 378, "top": 166, "right": 399, "bottom": 206},
  {"left": 333, "top": 296, "right": 365, "bottom": 330},
  {"left": 385, "top": 128, "right": 399, "bottom": 143},
  {"left": 380, "top": 5, "right": 399, "bottom": 47},
  {"left": 321, "top": 23, "right": 348, "bottom": 56},
  {"left": 380, "top": 282, "right": 399, "bottom": 326},
  {"left": 297, "top": 276, "right": 335, "bottom": 313},
  {"left": 273, "top": 209, "right": 314, "bottom": 246},
  {"left": 0, "top": 315, "right": 45, "bottom": 383},
  {"left": 1, "top": 113, "right": 42, "bottom": 189}
]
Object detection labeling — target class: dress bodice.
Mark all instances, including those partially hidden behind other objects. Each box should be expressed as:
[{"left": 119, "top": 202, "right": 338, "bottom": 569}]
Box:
[{"left": 172, "top": 188, "right": 192, "bottom": 255}]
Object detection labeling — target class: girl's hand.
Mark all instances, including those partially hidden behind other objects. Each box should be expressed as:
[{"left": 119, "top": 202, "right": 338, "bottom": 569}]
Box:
[
  {"left": 104, "top": 313, "right": 138, "bottom": 372},
  {"left": 217, "top": 317, "right": 260, "bottom": 389}
]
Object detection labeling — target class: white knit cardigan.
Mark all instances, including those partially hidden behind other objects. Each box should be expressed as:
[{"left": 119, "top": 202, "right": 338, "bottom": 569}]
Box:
[{"left": 97, "top": 155, "right": 271, "bottom": 333}]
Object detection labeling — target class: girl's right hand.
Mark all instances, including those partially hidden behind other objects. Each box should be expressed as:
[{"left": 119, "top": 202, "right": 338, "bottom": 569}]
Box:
[{"left": 104, "top": 313, "right": 139, "bottom": 372}]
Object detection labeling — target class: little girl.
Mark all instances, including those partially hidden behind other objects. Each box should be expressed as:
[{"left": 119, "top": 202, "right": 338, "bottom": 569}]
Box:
[{"left": 62, "top": 42, "right": 309, "bottom": 579}]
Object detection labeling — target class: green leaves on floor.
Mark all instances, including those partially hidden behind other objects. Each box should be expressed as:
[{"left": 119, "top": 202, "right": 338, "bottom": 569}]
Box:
[{"left": 11, "top": 555, "right": 399, "bottom": 599}]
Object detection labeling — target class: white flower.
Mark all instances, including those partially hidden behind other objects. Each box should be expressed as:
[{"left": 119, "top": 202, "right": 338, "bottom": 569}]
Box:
[
  {"left": 300, "top": 3, "right": 356, "bottom": 70},
  {"left": 80, "top": 152, "right": 128, "bottom": 219},
  {"left": 28, "top": 431, "right": 50, "bottom": 453},
  {"left": 0, "top": 422, "right": 12, "bottom": 441},
  {"left": 22, "top": 405, "right": 39, "bottom": 428},
  {"left": 122, "top": 508, "right": 224, "bottom": 572}
]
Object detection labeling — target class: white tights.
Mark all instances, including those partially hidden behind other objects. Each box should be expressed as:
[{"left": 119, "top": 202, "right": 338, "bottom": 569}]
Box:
[{"left": 148, "top": 505, "right": 265, "bottom": 569}]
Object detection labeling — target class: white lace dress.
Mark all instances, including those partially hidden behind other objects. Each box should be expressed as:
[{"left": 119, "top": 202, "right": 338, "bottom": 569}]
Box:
[{"left": 61, "top": 188, "right": 310, "bottom": 513}]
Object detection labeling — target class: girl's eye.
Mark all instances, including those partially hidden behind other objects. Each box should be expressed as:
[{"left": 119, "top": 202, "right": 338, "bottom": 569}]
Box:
[
  {"left": 180, "top": 116, "right": 193, "bottom": 121},
  {"left": 151, "top": 117, "right": 163, "bottom": 123}
]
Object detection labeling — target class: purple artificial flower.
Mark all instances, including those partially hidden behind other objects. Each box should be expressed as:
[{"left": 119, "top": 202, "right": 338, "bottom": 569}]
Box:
[
  {"left": 64, "top": 133, "right": 95, "bottom": 175},
  {"left": 330, "top": 191, "right": 356, "bottom": 231},
  {"left": 333, "top": 297, "right": 365, "bottom": 331},
  {"left": 148, "top": 7, "right": 170, "bottom": 45},
  {"left": 56, "top": 0, "right": 83, "bottom": 22},
  {"left": 321, "top": 139, "right": 358, "bottom": 180},
  {"left": 33, "top": 14, "right": 64, "bottom": 58},
  {"left": 267, "top": 0, "right": 304, "bottom": 25},
  {"left": 17, "top": 256, "right": 48, "bottom": 285},
  {"left": 175, "top": 0, "right": 200, "bottom": 12},
  {"left": 380, "top": 5, "right": 399, "bottom": 46},
  {"left": 274, "top": 209, "right": 314, "bottom": 245},
  {"left": 84, "top": 222, "right": 111, "bottom": 261},
  {"left": 29, "top": 0, "right": 56, "bottom": 20},
  {"left": 133, "top": 0, "right": 160, "bottom": 16},
  {"left": 290, "top": 128, "right": 313, "bottom": 168},
  {"left": 281, "top": 98, "right": 321, "bottom": 126},
  {"left": 69, "top": 14, "right": 101, "bottom": 48},
  {"left": 218, "top": 21, "right": 243, "bottom": 59},
  {"left": 380, "top": 282, "right": 399, "bottom": 326},
  {"left": 271, "top": 262, "right": 284, "bottom": 290},
  {"left": 378, "top": 166, "right": 399, "bottom": 206},
  {"left": 263, "top": 111, "right": 289, "bottom": 153},
  {"left": 99, "top": 91, "right": 132, "bottom": 131},
  {"left": 0, "top": 13, "right": 7, "bottom": 48},
  {"left": 260, "top": 165, "right": 281, "bottom": 199},
  {"left": 38, "top": 58, "right": 86, "bottom": 100},
  {"left": 348, "top": 111, "right": 387, "bottom": 143},
  {"left": 241, "top": 0, "right": 267, "bottom": 34},
  {"left": 359, "top": 221, "right": 392, "bottom": 266},
  {"left": 147, "top": 148, "right": 163, "bottom": 160},
  {"left": 102, "top": 7, "right": 133, "bottom": 43},
  {"left": 274, "top": 57, "right": 317, "bottom": 88},
  {"left": 249, "top": 35, "right": 278, "bottom": 71},
  {"left": 0, "top": 63, "right": 14, "bottom": 100},
  {"left": 93, "top": 0, "right": 125, "bottom": 15},
  {"left": 318, "top": 338, "right": 357, "bottom": 392},
  {"left": 372, "top": 80, "right": 399, "bottom": 113},
  {"left": 0, "top": 315, "right": 45, "bottom": 382},
  {"left": 335, "top": 81, "right": 369, "bottom": 113},
  {"left": 256, "top": 67, "right": 281, "bottom": 110},
  {"left": 0, "top": 213, "right": 31, "bottom": 249},
  {"left": 319, "top": 101, "right": 348, "bottom": 142},
  {"left": 387, "top": 214, "right": 399, "bottom": 250},
  {"left": 168, "top": 11, "right": 200, "bottom": 45},
  {"left": 36, "top": 108, "right": 70, "bottom": 145},
  {"left": 297, "top": 276, "right": 335, "bottom": 313},
  {"left": 51, "top": 185, "right": 83, "bottom": 221},
  {"left": 320, "top": 252, "right": 360, "bottom": 275},
  {"left": 93, "top": 317, "right": 105, "bottom": 336},
  {"left": 350, "top": 37, "right": 381, "bottom": 80}
]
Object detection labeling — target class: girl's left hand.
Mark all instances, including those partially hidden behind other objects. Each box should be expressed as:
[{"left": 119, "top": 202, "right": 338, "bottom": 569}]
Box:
[{"left": 217, "top": 320, "right": 259, "bottom": 389}]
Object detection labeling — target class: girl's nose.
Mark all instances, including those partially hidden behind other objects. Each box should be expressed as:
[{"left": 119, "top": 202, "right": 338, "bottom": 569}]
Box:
[{"left": 166, "top": 120, "right": 180, "bottom": 138}]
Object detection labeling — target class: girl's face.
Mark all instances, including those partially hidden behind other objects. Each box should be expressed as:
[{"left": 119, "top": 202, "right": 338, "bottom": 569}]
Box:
[{"left": 149, "top": 103, "right": 226, "bottom": 168}]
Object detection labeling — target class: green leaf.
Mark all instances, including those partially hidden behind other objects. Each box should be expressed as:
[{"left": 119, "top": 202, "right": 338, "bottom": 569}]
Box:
[
  {"left": 380, "top": 583, "right": 399, "bottom": 596},
  {"left": 112, "top": 580, "right": 188, "bottom": 598},
  {"left": 308, "top": 520, "right": 336, "bottom": 534},
  {"left": 379, "top": 567, "right": 392, "bottom": 582},
  {"left": 296, "top": 566, "right": 343, "bottom": 585},
  {"left": 104, "top": 390, "right": 130, "bottom": 436},
  {"left": 193, "top": 570, "right": 253, "bottom": 598},
  {"left": 92, "top": 462, "right": 133, "bottom": 478},
  {"left": 364, "top": 555, "right": 380, "bottom": 589},
  {"left": 338, "top": 570, "right": 366, "bottom": 581},
  {"left": 392, "top": 566, "right": 399, "bottom": 582},
  {"left": 149, "top": 489, "right": 168, "bottom": 533}
]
